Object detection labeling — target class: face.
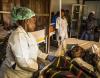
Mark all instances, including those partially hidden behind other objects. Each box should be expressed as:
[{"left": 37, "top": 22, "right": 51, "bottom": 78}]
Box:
[
  {"left": 61, "top": 11, "right": 65, "bottom": 18},
  {"left": 74, "top": 51, "right": 81, "bottom": 57},
  {"left": 26, "top": 16, "right": 36, "bottom": 32},
  {"left": 73, "top": 47, "right": 82, "bottom": 58}
]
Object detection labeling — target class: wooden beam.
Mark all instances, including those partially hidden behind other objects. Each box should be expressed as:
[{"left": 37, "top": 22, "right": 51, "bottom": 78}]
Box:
[
  {"left": 0, "top": 11, "right": 49, "bottom": 17},
  {"left": 36, "top": 14, "right": 49, "bottom": 16},
  {"left": 0, "top": 11, "right": 10, "bottom": 14},
  {"left": 77, "top": 0, "right": 84, "bottom": 4}
]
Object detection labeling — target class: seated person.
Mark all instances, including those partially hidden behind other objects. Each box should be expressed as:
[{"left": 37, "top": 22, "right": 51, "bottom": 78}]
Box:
[{"left": 81, "top": 12, "right": 98, "bottom": 41}]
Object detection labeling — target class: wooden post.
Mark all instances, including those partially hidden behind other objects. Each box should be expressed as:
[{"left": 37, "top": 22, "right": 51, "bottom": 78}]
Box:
[
  {"left": 46, "top": 0, "right": 51, "bottom": 53},
  {"left": 2, "top": 0, "right": 12, "bottom": 29},
  {"left": 76, "top": 0, "right": 85, "bottom": 38},
  {"left": 0, "top": 0, "right": 3, "bottom": 23}
]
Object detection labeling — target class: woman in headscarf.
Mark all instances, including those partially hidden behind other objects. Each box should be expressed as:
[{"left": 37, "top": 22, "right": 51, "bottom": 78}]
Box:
[{"left": 0, "top": 7, "right": 55, "bottom": 78}]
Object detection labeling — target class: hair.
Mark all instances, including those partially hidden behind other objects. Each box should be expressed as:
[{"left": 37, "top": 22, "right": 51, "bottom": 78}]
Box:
[
  {"left": 61, "top": 9, "right": 65, "bottom": 12},
  {"left": 65, "top": 9, "right": 69, "bottom": 13},
  {"left": 17, "top": 20, "right": 27, "bottom": 29},
  {"left": 88, "top": 12, "right": 95, "bottom": 20},
  {"left": 51, "top": 12, "right": 55, "bottom": 16},
  {"left": 65, "top": 45, "right": 85, "bottom": 59},
  {"left": 17, "top": 18, "right": 33, "bottom": 32}
]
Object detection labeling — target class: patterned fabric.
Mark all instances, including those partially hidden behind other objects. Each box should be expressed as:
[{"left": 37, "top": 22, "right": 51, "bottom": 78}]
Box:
[
  {"left": 69, "top": 64, "right": 90, "bottom": 78},
  {"left": 43, "top": 56, "right": 75, "bottom": 78},
  {"left": 82, "top": 50, "right": 99, "bottom": 68},
  {"left": 11, "top": 7, "right": 35, "bottom": 21},
  {"left": 42, "top": 56, "right": 94, "bottom": 78},
  {"left": 44, "top": 69, "right": 76, "bottom": 78},
  {"left": 72, "top": 61, "right": 97, "bottom": 78},
  {"left": 64, "top": 45, "right": 97, "bottom": 78}
]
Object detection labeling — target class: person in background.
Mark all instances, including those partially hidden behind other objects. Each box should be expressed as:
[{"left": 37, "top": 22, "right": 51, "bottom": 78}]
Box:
[
  {"left": 51, "top": 12, "right": 55, "bottom": 18},
  {"left": 0, "top": 7, "right": 55, "bottom": 78},
  {"left": 56, "top": 9, "right": 68, "bottom": 44},
  {"left": 65, "top": 9, "right": 71, "bottom": 38},
  {"left": 50, "top": 11, "right": 59, "bottom": 42},
  {"left": 81, "top": 11, "right": 97, "bottom": 41},
  {"left": 51, "top": 11, "right": 59, "bottom": 29}
]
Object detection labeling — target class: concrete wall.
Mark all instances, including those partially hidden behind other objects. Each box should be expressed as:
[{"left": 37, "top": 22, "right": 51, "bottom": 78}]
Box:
[
  {"left": 84, "top": 1, "right": 100, "bottom": 19},
  {"left": 51, "top": 0, "right": 77, "bottom": 12},
  {"left": 51, "top": 0, "right": 100, "bottom": 19}
]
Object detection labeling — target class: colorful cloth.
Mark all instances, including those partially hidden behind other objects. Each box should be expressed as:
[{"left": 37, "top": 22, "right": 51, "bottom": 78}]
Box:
[
  {"left": 72, "top": 60, "right": 97, "bottom": 78},
  {"left": 11, "top": 7, "right": 35, "bottom": 21},
  {"left": 42, "top": 56, "right": 94, "bottom": 78}
]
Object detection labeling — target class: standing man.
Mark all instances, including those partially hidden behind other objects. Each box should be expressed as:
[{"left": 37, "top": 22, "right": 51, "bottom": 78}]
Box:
[{"left": 56, "top": 9, "right": 68, "bottom": 44}]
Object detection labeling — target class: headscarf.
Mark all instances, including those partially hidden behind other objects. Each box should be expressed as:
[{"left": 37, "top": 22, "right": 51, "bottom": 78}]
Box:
[{"left": 11, "top": 7, "right": 35, "bottom": 21}]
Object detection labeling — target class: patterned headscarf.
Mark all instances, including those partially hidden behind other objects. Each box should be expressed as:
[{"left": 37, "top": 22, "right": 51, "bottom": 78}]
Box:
[{"left": 11, "top": 7, "right": 35, "bottom": 21}]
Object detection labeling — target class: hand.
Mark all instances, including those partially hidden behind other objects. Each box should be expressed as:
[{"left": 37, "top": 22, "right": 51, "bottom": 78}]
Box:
[
  {"left": 46, "top": 55, "right": 56, "bottom": 62},
  {"left": 55, "top": 44, "right": 65, "bottom": 56},
  {"left": 38, "top": 63, "right": 45, "bottom": 70}
]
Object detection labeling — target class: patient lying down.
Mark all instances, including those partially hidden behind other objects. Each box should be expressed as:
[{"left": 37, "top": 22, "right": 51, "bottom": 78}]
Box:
[{"left": 65, "top": 45, "right": 100, "bottom": 76}]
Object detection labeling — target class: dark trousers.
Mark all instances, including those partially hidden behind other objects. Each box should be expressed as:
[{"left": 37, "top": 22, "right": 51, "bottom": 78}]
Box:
[{"left": 81, "top": 31, "right": 94, "bottom": 41}]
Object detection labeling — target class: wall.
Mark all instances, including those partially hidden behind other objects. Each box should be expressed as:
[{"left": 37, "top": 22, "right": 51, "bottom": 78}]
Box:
[
  {"left": 2, "top": 0, "right": 12, "bottom": 28},
  {"left": 51, "top": 0, "right": 77, "bottom": 12},
  {"left": 0, "top": 0, "right": 50, "bottom": 30},
  {"left": 84, "top": 1, "right": 100, "bottom": 19},
  {"left": 51, "top": 0, "right": 100, "bottom": 19}
]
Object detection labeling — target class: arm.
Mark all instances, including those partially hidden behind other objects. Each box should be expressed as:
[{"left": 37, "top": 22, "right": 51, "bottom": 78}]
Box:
[
  {"left": 38, "top": 49, "right": 48, "bottom": 60},
  {"left": 9, "top": 33, "right": 38, "bottom": 72},
  {"left": 56, "top": 17, "right": 60, "bottom": 30},
  {"left": 38, "top": 49, "right": 56, "bottom": 62}
]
